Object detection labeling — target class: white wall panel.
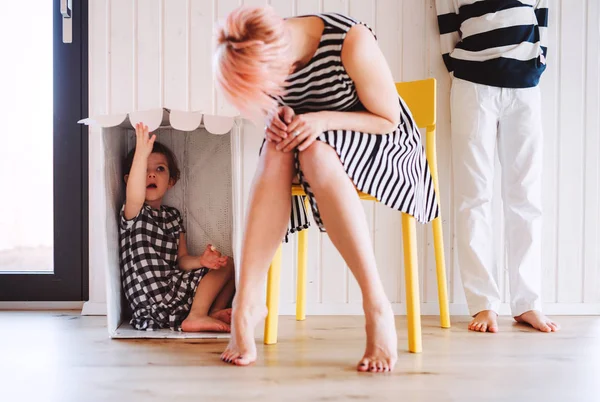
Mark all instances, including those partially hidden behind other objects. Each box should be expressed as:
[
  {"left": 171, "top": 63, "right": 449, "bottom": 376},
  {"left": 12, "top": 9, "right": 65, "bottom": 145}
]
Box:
[{"left": 88, "top": 0, "right": 600, "bottom": 315}]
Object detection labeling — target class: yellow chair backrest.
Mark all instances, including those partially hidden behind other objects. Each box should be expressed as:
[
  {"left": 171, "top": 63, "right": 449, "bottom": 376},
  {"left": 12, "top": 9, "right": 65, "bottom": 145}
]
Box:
[{"left": 395, "top": 78, "right": 436, "bottom": 130}]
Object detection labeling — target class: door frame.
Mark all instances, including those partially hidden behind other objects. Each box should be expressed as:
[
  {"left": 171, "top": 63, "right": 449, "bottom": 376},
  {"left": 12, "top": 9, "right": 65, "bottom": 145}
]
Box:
[{"left": 0, "top": 0, "right": 88, "bottom": 301}]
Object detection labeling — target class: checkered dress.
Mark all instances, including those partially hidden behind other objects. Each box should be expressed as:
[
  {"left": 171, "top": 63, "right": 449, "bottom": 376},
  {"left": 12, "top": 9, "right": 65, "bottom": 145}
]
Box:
[{"left": 119, "top": 204, "right": 207, "bottom": 330}]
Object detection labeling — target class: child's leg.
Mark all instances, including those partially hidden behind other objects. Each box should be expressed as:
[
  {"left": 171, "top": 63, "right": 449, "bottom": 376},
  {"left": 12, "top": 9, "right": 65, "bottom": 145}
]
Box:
[
  {"left": 208, "top": 259, "right": 236, "bottom": 324},
  {"left": 210, "top": 276, "right": 235, "bottom": 314},
  {"left": 181, "top": 259, "right": 235, "bottom": 332},
  {"left": 498, "top": 86, "right": 559, "bottom": 333},
  {"left": 451, "top": 78, "right": 502, "bottom": 332}
]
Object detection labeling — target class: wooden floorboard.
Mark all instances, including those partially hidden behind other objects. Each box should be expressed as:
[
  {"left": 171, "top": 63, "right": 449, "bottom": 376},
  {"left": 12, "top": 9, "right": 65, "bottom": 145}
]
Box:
[{"left": 0, "top": 312, "right": 598, "bottom": 401}]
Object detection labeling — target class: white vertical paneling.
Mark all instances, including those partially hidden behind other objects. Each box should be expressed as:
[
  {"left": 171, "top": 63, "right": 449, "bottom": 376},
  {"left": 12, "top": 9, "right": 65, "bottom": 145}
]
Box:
[
  {"left": 109, "top": 0, "right": 134, "bottom": 114},
  {"left": 89, "top": 0, "right": 600, "bottom": 316},
  {"left": 90, "top": 0, "right": 108, "bottom": 116},
  {"left": 424, "top": 0, "right": 453, "bottom": 305},
  {"left": 323, "top": 0, "right": 347, "bottom": 13},
  {"left": 374, "top": 0, "right": 403, "bottom": 304},
  {"left": 190, "top": 0, "right": 214, "bottom": 112},
  {"left": 244, "top": 0, "right": 269, "bottom": 7},
  {"left": 163, "top": 0, "right": 188, "bottom": 111},
  {"left": 375, "top": 0, "right": 401, "bottom": 80},
  {"left": 436, "top": 0, "right": 456, "bottom": 305},
  {"left": 136, "top": 0, "right": 161, "bottom": 111},
  {"left": 215, "top": 0, "right": 242, "bottom": 116},
  {"left": 584, "top": 0, "right": 600, "bottom": 303},
  {"left": 540, "top": 0, "right": 560, "bottom": 303},
  {"left": 401, "top": 0, "right": 426, "bottom": 81},
  {"left": 269, "top": 0, "right": 294, "bottom": 18},
  {"left": 557, "top": 0, "right": 586, "bottom": 303},
  {"left": 297, "top": 0, "right": 321, "bottom": 15}
]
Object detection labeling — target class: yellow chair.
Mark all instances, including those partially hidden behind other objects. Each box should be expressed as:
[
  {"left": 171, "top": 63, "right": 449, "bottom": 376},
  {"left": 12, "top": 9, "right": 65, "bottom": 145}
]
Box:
[{"left": 264, "top": 78, "right": 450, "bottom": 353}]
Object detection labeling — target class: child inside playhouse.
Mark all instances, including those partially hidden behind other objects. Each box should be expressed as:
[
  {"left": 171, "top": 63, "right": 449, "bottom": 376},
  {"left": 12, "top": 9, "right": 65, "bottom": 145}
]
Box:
[{"left": 119, "top": 122, "right": 235, "bottom": 332}]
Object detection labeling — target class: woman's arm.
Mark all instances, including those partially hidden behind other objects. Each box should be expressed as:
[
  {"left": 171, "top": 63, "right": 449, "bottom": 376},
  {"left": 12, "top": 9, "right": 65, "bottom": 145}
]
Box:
[{"left": 278, "top": 25, "right": 401, "bottom": 152}]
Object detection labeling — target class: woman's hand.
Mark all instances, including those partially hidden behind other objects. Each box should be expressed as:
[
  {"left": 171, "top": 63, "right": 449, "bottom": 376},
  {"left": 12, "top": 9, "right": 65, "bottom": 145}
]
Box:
[
  {"left": 199, "top": 244, "right": 228, "bottom": 270},
  {"left": 265, "top": 106, "right": 295, "bottom": 143},
  {"left": 134, "top": 122, "right": 156, "bottom": 159},
  {"left": 276, "top": 112, "right": 327, "bottom": 152}
]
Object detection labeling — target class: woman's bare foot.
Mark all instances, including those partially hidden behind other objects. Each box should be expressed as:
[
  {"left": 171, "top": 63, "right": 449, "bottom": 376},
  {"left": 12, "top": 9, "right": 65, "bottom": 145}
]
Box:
[
  {"left": 181, "top": 314, "right": 231, "bottom": 333},
  {"left": 210, "top": 308, "right": 232, "bottom": 325},
  {"left": 469, "top": 310, "right": 498, "bottom": 333},
  {"left": 514, "top": 310, "right": 560, "bottom": 332},
  {"left": 221, "top": 303, "right": 267, "bottom": 366},
  {"left": 357, "top": 302, "right": 398, "bottom": 373}
]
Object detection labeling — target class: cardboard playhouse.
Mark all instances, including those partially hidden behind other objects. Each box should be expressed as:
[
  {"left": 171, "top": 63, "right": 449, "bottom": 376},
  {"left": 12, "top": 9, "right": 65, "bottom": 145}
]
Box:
[
  {"left": 83, "top": 1, "right": 274, "bottom": 339},
  {"left": 82, "top": 110, "right": 243, "bottom": 339}
]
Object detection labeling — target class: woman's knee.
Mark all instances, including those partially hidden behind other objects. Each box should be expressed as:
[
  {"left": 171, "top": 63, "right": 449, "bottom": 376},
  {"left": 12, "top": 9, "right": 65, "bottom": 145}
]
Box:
[
  {"left": 258, "top": 141, "right": 296, "bottom": 180},
  {"left": 297, "top": 142, "right": 341, "bottom": 187}
]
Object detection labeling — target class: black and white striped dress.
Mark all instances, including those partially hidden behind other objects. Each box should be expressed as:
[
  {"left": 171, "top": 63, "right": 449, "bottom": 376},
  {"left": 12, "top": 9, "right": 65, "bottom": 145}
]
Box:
[{"left": 269, "top": 13, "right": 439, "bottom": 239}]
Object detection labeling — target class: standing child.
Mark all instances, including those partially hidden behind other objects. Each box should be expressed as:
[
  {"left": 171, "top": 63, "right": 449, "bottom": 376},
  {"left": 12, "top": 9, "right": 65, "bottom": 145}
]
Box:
[
  {"left": 120, "top": 122, "right": 235, "bottom": 332},
  {"left": 435, "top": 0, "right": 560, "bottom": 332}
]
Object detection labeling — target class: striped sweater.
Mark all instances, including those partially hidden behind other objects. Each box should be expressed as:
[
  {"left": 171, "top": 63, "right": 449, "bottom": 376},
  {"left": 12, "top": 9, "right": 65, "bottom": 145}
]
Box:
[{"left": 435, "top": 0, "right": 549, "bottom": 88}]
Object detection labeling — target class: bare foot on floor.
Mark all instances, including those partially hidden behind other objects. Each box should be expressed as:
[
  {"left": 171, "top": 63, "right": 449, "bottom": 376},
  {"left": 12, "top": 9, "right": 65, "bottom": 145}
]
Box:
[
  {"left": 210, "top": 308, "right": 232, "bottom": 325},
  {"left": 515, "top": 310, "right": 560, "bottom": 332},
  {"left": 357, "top": 303, "right": 398, "bottom": 373},
  {"left": 469, "top": 310, "right": 498, "bottom": 333},
  {"left": 181, "top": 314, "right": 231, "bottom": 333},
  {"left": 221, "top": 303, "right": 267, "bottom": 366}
]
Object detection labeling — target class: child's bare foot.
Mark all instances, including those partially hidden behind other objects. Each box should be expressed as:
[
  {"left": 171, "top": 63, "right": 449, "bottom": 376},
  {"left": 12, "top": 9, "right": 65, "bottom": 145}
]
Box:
[
  {"left": 469, "top": 310, "right": 498, "bottom": 333},
  {"left": 515, "top": 310, "right": 560, "bottom": 332},
  {"left": 357, "top": 302, "right": 398, "bottom": 373},
  {"left": 181, "top": 314, "right": 231, "bottom": 333},
  {"left": 221, "top": 303, "right": 267, "bottom": 366},
  {"left": 210, "top": 308, "right": 232, "bottom": 325}
]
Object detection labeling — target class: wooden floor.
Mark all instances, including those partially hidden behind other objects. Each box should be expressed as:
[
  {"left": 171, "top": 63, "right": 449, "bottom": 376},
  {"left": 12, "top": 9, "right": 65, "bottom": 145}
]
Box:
[{"left": 0, "top": 312, "right": 598, "bottom": 402}]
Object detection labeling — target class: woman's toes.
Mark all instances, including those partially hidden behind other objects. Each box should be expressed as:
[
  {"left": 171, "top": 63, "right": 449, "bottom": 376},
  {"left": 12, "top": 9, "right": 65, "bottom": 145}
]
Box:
[{"left": 357, "top": 359, "right": 369, "bottom": 372}]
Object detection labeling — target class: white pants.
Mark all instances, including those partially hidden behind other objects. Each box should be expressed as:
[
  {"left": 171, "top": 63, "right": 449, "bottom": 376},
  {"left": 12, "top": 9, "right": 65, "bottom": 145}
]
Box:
[{"left": 451, "top": 78, "right": 543, "bottom": 317}]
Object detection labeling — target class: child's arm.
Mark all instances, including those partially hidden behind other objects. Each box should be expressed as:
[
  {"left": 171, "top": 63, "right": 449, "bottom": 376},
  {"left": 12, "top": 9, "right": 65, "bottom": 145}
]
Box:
[
  {"left": 535, "top": 0, "right": 549, "bottom": 62},
  {"left": 177, "top": 234, "right": 228, "bottom": 271},
  {"left": 124, "top": 123, "right": 156, "bottom": 220},
  {"left": 435, "top": 0, "right": 461, "bottom": 74}
]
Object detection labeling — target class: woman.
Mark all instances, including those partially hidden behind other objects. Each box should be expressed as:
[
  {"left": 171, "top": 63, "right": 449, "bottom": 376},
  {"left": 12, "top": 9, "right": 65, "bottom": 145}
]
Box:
[{"left": 214, "top": 6, "right": 438, "bottom": 373}]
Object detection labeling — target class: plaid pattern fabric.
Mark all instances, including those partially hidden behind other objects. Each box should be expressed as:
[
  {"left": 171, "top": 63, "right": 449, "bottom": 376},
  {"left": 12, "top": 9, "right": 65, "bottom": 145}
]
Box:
[{"left": 119, "top": 204, "right": 207, "bottom": 330}]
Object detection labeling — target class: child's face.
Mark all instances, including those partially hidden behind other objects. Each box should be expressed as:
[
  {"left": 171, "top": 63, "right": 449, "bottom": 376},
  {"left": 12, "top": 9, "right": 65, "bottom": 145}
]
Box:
[{"left": 145, "top": 152, "right": 174, "bottom": 202}]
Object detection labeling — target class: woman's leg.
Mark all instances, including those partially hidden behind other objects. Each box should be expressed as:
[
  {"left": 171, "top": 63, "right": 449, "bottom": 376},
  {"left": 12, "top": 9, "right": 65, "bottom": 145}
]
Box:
[
  {"left": 298, "top": 141, "right": 397, "bottom": 373},
  {"left": 221, "top": 141, "right": 296, "bottom": 365},
  {"left": 181, "top": 260, "right": 234, "bottom": 332}
]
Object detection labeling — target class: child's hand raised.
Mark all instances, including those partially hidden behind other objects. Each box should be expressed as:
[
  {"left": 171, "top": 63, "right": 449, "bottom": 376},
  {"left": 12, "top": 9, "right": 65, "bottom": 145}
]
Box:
[
  {"left": 134, "top": 122, "right": 156, "bottom": 159},
  {"left": 199, "top": 244, "right": 228, "bottom": 270}
]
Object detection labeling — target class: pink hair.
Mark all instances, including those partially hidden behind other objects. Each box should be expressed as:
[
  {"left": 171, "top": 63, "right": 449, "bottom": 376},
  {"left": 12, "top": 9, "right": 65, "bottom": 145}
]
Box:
[{"left": 214, "top": 6, "right": 291, "bottom": 118}]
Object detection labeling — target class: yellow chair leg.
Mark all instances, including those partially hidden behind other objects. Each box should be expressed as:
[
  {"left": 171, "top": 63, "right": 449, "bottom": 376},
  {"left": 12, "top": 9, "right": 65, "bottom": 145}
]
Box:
[
  {"left": 402, "top": 213, "right": 422, "bottom": 353},
  {"left": 425, "top": 126, "right": 451, "bottom": 329},
  {"left": 296, "top": 227, "right": 308, "bottom": 321},
  {"left": 264, "top": 245, "right": 283, "bottom": 345},
  {"left": 433, "top": 217, "right": 450, "bottom": 328}
]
